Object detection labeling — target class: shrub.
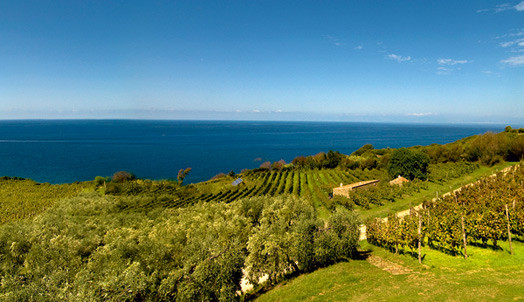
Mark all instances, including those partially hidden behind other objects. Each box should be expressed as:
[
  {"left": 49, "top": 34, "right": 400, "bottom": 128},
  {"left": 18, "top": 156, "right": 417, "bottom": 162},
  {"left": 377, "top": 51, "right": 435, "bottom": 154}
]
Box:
[
  {"left": 465, "top": 132, "right": 509, "bottom": 165},
  {"left": 259, "top": 161, "right": 271, "bottom": 170},
  {"left": 105, "top": 182, "right": 121, "bottom": 194},
  {"left": 292, "top": 156, "right": 308, "bottom": 168},
  {"left": 210, "top": 173, "right": 226, "bottom": 180},
  {"left": 94, "top": 176, "right": 108, "bottom": 186},
  {"left": 323, "top": 150, "right": 343, "bottom": 168},
  {"left": 271, "top": 159, "right": 286, "bottom": 170},
  {"left": 111, "top": 171, "right": 135, "bottom": 183},
  {"left": 352, "top": 144, "right": 374, "bottom": 156}
]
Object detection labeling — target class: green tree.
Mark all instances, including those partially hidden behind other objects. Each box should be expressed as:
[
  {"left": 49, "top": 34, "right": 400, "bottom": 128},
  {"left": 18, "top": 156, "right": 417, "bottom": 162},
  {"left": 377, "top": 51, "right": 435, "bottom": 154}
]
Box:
[
  {"left": 245, "top": 196, "right": 318, "bottom": 284},
  {"left": 323, "top": 150, "right": 343, "bottom": 168},
  {"left": 388, "top": 148, "right": 429, "bottom": 180}
]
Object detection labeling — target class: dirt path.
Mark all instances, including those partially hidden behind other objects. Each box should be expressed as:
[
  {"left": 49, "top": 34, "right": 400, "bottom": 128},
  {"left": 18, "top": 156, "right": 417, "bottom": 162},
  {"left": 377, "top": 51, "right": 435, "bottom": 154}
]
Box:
[
  {"left": 359, "top": 165, "right": 516, "bottom": 241},
  {"left": 366, "top": 255, "right": 413, "bottom": 275}
]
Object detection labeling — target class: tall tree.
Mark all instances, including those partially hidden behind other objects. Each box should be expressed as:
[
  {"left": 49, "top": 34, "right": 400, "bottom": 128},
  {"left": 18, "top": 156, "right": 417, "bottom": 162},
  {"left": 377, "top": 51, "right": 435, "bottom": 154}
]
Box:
[{"left": 388, "top": 148, "right": 429, "bottom": 180}]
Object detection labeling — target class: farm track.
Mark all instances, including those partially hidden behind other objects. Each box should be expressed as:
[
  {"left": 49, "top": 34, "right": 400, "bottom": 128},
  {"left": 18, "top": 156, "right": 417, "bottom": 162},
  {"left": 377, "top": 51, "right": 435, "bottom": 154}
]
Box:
[{"left": 366, "top": 255, "right": 413, "bottom": 275}]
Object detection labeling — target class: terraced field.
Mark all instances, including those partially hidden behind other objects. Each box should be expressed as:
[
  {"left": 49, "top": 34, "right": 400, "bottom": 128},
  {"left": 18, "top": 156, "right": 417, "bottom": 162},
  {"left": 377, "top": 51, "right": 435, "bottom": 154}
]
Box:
[{"left": 169, "top": 168, "right": 387, "bottom": 208}]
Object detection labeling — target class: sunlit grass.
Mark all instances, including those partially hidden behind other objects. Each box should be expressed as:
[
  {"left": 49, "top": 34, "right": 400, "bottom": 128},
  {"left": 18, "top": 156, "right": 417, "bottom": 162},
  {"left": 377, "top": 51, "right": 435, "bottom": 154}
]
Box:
[{"left": 256, "top": 239, "right": 524, "bottom": 301}]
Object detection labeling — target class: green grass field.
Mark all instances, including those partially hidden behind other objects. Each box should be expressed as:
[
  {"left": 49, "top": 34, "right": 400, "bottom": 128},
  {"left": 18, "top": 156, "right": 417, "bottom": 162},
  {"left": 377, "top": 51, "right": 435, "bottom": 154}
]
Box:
[{"left": 256, "top": 239, "right": 524, "bottom": 301}]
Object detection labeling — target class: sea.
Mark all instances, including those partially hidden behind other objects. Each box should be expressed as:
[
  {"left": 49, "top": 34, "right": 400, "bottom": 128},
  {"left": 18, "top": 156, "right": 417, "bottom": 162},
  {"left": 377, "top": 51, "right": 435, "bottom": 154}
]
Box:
[{"left": 0, "top": 120, "right": 509, "bottom": 184}]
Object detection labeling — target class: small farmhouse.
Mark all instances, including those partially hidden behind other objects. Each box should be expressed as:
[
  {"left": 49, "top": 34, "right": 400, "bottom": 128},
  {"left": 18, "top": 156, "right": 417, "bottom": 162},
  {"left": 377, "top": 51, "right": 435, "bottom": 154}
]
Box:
[
  {"left": 389, "top": 175, "right": 409, "bottom": 186},
  {"left": 332, "top": 179, "right": 380, "bottom": 198}
]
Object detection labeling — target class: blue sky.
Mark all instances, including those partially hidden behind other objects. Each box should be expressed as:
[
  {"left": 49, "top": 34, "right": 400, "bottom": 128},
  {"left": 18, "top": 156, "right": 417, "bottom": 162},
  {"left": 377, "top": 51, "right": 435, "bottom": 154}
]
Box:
[{"left": 1, "top": 1, "right": 523, "bottom": 123}]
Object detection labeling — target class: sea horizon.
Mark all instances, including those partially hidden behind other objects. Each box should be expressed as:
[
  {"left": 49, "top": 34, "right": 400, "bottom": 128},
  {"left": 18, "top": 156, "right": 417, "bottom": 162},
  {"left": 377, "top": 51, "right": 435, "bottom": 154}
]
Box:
[{"left": 0, "top": 117, "right": 519, "bottom": 126}]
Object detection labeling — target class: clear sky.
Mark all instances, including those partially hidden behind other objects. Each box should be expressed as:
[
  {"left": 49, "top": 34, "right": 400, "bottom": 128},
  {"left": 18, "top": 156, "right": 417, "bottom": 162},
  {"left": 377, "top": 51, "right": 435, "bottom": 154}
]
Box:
[{"left": 1, "top": 1, "right": 523, "bottom": 123}]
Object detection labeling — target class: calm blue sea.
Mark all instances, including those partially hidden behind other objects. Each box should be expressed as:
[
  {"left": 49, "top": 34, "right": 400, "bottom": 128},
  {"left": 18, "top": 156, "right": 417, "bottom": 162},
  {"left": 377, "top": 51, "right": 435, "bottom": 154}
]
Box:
[{"left": 0, "top": 120, "right": 507, "bottom": 184}]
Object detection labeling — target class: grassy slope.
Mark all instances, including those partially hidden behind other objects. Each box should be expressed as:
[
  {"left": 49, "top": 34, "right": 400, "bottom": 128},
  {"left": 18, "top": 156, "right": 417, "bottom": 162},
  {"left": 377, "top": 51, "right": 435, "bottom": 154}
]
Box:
[
  {"left": 256, "top": 240, "right": 524, "bottom": 301},
  {"left": 355, "top": 161, "right": 515, "bottom": 222}
]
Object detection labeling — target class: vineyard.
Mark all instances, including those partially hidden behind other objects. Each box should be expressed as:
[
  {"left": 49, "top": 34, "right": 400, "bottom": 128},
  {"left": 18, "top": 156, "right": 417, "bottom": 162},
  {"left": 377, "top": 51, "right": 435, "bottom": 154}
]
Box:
[
  {"left": 367, "top": 163, "right": 524, "bottom": 258},
  {"left": 0, "top": 178, "right": 91, "bottom": 224},
  {"left": 117, "top": 162, "right": 481, "bottom": 212},
  {"left": 110, "top": 168, "right": 386, "bottom": 210},
  {"left": 0, "top": 161, "right": 489, "bottom": 224}
]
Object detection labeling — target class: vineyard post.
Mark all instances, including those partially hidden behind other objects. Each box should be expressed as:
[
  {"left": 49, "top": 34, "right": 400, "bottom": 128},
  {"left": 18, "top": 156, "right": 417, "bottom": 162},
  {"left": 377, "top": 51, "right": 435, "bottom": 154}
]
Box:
[
  {"left": 461, "top": 215, "right": 468, "bottom": 260},
  {"left": 418, "top": 213, "right": 422, "bottom": 264},
  {"left": 426, "top": 208, "right": 431, "bottom": 247},
  {"left": 505, "top": 204, "right": 514, "bottom": 255}
]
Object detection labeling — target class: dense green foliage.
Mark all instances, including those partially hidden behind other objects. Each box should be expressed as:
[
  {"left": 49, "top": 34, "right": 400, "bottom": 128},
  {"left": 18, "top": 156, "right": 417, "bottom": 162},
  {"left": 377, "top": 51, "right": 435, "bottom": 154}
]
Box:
[
  {"left": 423, "top": 130, "right": 524, "bottom": 165},
  {"left": 0, "top": 194, "right": 359, "bottom": 301},
  {"left": 388, "top": 148, "right": 430, "bottom": 180},
  {"left": 95, "top": 129, "right": 523, "bottom": 214},
  {"left": 367, "top": 164, "right": 524, "bottom": 256}
]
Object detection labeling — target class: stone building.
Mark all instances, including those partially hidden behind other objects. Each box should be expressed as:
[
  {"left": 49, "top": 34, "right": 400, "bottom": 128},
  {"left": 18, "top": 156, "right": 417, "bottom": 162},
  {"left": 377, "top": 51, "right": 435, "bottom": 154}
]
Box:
[
  {"left": 389, "top": 175, "right": 409, "bottom": 186},
  {"left": 332, "top": 179, "right": 380, "bottom": 198}
]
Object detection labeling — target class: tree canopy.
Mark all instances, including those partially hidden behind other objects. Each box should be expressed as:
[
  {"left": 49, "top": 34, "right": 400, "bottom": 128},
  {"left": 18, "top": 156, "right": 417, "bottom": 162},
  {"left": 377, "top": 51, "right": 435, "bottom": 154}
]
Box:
[{"left": 388, "top": 148, "right": 429, "bottom": 180}]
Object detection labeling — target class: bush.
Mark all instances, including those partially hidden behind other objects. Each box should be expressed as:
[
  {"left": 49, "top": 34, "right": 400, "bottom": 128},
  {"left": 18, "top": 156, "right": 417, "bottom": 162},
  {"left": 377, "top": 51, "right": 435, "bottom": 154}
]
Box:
[
  {"left": 331, "top": 195, "right": 355, "bottom": 210},
  {"left": 271, "top": 159, "right": 286, "bottom": 170},
  {"left": 259, "top": 161, "right": 271, "bottom": 170},
  {"left": 94, "top": 176, "right": 108, "bottom": 186},
  {"left": 322, "top": 150, "right": 343, "bottom": 168},
  {"left": 351, "top": 144, "right": 374, "bottom": 156},
  {"left": 292, "top": 156, "right": 307, "bottom": 168},
  {"left": 210, "top": 172, "right": 226, "bottom": 180},
  {"left": 111, "top": 171, "right": 136, "bottom": 183},
  {"left": 104, "top": 182, "right": 121, "bottom": 194}
]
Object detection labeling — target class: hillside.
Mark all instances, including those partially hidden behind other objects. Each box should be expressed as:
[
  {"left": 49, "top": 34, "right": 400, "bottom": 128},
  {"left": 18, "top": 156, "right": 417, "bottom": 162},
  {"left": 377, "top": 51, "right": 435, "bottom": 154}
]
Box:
[{"left": 0, "top": 129, "right": 522, "bottom": 300}]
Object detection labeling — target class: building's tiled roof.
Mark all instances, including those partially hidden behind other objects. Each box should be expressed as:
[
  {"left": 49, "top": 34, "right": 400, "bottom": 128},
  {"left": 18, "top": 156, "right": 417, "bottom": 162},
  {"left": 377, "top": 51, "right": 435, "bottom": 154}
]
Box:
[{"left": 333, "top": 179, "right": 380, "bottom": 192}]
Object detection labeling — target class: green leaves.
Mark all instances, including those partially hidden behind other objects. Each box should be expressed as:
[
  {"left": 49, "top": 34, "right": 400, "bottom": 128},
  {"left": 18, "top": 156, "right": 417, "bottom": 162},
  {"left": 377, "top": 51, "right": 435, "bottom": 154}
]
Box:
[
  {"left": 0, "top": 193, "right": 361, "bottom": 300},
  {"left": 388, "top": 148, "right": 430, "bottom": 180},
  {"left": 245, "top": 197, "right": 360, "bottom": 286}
]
